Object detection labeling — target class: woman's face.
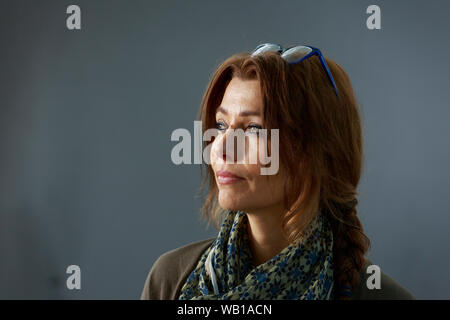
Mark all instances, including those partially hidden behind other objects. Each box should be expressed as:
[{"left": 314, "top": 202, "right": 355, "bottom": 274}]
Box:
[{"left": 210, "top": 77, "right": 286, "bottom": 214}]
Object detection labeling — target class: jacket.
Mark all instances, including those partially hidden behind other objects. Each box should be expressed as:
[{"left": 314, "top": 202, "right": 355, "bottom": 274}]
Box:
[{"left": 140, "top": 237, "right": 415, "bottom": 300}]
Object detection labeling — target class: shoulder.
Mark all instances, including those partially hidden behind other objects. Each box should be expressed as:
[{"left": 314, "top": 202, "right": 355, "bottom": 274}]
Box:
[
  {"left": 140, "top": 237, "right": 215, "bottom": 300},
  {"left": 351, "top": 258, "right": 415, "bottom": 300}
]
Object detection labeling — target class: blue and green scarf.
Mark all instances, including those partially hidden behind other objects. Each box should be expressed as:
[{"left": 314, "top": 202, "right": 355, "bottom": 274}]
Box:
[{"left": 178, "top": 210, "right": 334, "bottom": 300}]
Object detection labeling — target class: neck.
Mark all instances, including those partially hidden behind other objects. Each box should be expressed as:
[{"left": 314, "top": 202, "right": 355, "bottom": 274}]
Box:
[{"left": 245, "top": 204, "right": 291, "bottom": 267}]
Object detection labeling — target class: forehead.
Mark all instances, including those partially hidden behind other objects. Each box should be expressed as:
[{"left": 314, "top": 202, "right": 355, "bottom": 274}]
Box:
[{"left": 218, "top": 77, "right": 262, "bottom": 114}]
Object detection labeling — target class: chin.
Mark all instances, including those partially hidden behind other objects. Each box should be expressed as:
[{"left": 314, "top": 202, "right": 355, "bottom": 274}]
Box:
[
  {"left": 218, "top": 200, "right": 241, "bottom": 211},
  {"left": 218, "top": 191, "right": 248, "bottom": 211}
]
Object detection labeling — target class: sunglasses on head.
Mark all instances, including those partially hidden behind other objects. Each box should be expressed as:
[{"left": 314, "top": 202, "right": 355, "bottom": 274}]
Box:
[{"left": 251, "top": 43, "right": 339, "bottom": 97}]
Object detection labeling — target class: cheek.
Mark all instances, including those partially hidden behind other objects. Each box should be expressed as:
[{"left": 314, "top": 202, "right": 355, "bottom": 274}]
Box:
[
  {"left": 209, "top": 134, "right": 265, "bottom": 166},
  {"left": 245, "top": 136, "right": 262, "bottom": 165},
  {"left": 245, "top": 135, "right": 274, "bottom": 167},
  {"left": 250, "top": 173, "right": 285, "bottom": 202}
]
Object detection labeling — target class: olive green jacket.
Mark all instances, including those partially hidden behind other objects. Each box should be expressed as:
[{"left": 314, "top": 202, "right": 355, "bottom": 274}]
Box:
[{"left": 140, "top": 237, "right": 415, "bottom": 300}]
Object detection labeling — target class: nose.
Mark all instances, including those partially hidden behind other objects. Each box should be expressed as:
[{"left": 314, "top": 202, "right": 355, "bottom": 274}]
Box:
[
  {"left": 213, "top": 129, "right": 245, "bottom": 164},
  {"left": 214, "top": 130, "right": 234, "bottom": 163}
]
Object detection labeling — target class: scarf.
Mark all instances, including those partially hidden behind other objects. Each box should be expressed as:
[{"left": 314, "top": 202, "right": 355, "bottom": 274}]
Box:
[{"left": 178, "top": 210, "right": 334, "bottom": 300}]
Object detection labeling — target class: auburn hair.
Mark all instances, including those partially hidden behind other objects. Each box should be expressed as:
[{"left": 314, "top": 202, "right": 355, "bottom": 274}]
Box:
[{"left": 196, "top": 49, "right": 370, "bottom": 299}]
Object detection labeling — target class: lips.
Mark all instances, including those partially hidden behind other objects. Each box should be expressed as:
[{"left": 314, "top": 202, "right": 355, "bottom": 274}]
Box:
[{"left": 216, "top": 170, "right": 245, "bottom": 185}]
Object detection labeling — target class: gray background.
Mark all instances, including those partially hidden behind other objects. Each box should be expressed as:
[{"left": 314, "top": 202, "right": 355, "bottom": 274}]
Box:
[{"left": 1, "top": 0, "right": 449, "bottom": 299}]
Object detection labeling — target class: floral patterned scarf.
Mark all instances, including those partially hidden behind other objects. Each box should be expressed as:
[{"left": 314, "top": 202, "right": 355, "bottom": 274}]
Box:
[{"left": 178, "top": 210, "right": 334, "bottom": 300}]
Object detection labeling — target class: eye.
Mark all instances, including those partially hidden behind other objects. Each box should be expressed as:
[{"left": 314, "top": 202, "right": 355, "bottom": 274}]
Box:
[
  {"left": 215, "top": 120, "right": 227, "bottom": 131},
  {"left": 246, "top": 124, "right": 262, "bottom": 134}
]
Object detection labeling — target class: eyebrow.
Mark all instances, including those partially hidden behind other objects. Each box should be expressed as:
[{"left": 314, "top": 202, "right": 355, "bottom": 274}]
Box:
[{"left": 216, "top": 106, "right": 261, "bottom": 117}]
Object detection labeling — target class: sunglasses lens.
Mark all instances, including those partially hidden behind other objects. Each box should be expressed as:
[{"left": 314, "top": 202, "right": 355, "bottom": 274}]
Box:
[
  {"left": 281, "top": 46, "right": 312, "bottom": 63},
  {"left": 251, "top": 43, "right": 282, "bottom": 56}
]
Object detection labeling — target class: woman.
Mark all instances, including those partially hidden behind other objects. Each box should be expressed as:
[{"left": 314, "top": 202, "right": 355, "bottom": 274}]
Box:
[{"left": 141, "top": 43, "right": 414, "bottom": 300}]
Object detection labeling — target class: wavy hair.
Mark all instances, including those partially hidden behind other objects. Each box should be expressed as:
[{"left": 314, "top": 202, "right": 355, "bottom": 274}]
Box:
[{"left": 196, "top": 49, "right": 370, "bottom": 299}]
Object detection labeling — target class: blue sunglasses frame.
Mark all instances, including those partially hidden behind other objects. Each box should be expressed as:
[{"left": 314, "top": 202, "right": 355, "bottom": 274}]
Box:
[{"left": 251, "top": 43, "right": 339, "bottom": 97}]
